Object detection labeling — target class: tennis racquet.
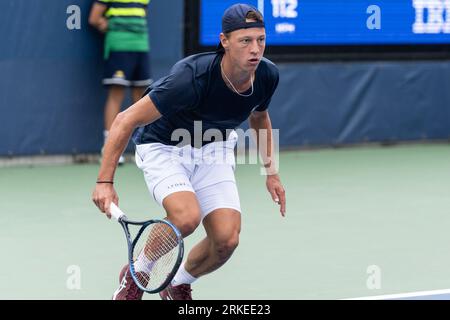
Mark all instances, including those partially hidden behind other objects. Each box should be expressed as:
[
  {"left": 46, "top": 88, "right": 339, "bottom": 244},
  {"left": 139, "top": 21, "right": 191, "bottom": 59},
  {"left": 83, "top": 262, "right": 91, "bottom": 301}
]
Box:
[{"left": 109, "top": 203, "right": 184, "bottom": 293}]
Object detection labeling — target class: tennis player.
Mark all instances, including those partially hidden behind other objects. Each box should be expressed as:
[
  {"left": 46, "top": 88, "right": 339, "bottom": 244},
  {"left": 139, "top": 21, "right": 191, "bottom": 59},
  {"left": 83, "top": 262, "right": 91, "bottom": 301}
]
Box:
[{"left": 92, "top": 3, "right": 286, "bottom": 300}]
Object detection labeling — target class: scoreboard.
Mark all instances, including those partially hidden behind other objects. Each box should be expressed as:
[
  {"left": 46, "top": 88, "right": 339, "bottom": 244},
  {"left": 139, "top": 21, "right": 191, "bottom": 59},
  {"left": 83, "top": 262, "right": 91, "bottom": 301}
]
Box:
[{"left": 185, "top": 0, "right": 450, "bottom": 60}]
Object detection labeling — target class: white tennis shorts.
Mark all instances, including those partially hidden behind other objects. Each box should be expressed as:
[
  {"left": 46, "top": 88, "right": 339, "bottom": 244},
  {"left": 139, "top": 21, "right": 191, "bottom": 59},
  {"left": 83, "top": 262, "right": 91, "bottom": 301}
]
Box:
[{"left": 135, "top": 130, "right": 241, "bottom": 220}]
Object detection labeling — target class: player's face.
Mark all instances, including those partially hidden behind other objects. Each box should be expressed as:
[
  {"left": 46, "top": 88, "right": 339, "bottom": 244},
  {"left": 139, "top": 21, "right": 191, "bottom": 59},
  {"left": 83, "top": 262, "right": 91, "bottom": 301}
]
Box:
[{"left": 225, "top": 27, "right": 266, "bottom": 72}]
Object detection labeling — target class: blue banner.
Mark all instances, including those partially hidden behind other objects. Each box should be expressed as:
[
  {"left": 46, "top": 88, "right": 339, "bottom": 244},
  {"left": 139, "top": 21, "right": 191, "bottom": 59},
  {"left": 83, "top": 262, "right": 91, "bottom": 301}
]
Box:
[{"left": 200, "top": 0, "right": 450, "bottom": 46}]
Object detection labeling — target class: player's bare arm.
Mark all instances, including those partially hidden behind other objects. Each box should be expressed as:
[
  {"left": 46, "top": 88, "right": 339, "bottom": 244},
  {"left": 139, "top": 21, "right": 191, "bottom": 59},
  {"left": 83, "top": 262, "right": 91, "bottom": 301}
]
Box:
[
  {"left": 92, "top": 96, "right": 161, "bottom": 217},
  {"left": 88, "top": 3, "right": 108, "bottom": 33},
  {"left": 249, "top": 110, "right": 286, "bottom": 216}
]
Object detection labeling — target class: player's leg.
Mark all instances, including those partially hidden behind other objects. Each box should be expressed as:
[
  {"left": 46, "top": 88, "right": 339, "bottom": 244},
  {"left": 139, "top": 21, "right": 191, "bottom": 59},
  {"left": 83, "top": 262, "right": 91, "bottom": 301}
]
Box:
[
  {"left": 179, "top": 176, "right": 241, "bottom": 279},
  {"left": 113, "top": 190, "right": 201, "bottom": 301},
  {"left": 160, "top": 178, "right": 241, "bottom": 300},
  {"left": 184, "top": 207, "right": 241, "bottom": 278},
  {"left": 113, "top": 143, "right": 200, "bottom": 300},
  {"left": 160, "top": 208, "right": 240, "bottom": 301},
  {"left": 159, "top": 133, "right": 241, "bottom": 300},
  {"left": 142, "top": 176, "right": 203, "bottom": 301},
  {"left": 163, "top": 191, "right": 202, "bottom": 237}
]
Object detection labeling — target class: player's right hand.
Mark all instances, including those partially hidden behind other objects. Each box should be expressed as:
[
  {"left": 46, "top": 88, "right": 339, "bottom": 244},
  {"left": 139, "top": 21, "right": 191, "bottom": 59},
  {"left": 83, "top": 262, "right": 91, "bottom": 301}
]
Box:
[{"left": 92, "top": 183, "right": 118, "bottom": 219}]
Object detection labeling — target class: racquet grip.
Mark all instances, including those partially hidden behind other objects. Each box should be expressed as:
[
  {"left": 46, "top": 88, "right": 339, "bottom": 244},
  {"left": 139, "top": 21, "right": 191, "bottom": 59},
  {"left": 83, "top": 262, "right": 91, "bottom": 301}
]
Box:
[{"left": 110, "top": 203, "right": 125, "bottom": 221}]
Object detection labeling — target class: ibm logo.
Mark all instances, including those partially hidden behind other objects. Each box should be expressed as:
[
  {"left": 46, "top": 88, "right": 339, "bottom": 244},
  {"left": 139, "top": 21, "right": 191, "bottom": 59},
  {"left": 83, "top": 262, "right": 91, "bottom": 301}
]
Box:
[{"left": 413, "top": 0, "right": 450, "bottom": 33}]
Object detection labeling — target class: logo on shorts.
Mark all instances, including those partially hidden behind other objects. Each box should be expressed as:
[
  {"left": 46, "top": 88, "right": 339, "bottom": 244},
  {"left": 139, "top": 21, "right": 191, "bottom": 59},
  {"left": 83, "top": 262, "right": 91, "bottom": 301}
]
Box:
[
  {"left": 113, "top": 70, "right": 125, "bottom": 79},
  {"left": 167, "top": 182, "right": 187, "bottom": 190}
]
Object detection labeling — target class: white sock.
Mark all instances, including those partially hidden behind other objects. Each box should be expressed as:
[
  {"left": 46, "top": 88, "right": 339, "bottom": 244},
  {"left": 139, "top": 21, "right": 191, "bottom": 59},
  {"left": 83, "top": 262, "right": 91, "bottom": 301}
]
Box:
[
  {"left": 134, "top": 251, "right": 155, "bottom": 274},
  {"left": 171, "top": 262, "right": 197, "bottom": 286}
]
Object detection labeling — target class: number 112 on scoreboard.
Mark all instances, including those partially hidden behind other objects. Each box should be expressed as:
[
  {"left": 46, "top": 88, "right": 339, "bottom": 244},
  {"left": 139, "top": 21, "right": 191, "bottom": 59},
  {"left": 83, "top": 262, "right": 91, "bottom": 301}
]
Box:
[{"left": 270, "top": 0, "right": 298, "bottom": 18}]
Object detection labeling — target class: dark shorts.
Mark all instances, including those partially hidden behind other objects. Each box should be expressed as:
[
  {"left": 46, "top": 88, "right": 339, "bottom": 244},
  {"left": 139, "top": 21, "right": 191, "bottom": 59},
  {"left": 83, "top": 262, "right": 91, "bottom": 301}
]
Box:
[{"left": 103, "top": 51, "right": 153, "bottom": 87}]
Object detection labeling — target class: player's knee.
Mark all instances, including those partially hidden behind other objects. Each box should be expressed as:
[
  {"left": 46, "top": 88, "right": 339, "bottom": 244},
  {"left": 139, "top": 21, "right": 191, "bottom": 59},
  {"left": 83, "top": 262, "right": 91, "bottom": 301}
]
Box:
[
  {"left": 177, "top": 219, "right": 200, "bottom": 237},
  {"left": 214, "top": 233, "right": 239, "bottom": 262},
  {"left": 168, "top": 205, "right": 201, "bottom": 237}
]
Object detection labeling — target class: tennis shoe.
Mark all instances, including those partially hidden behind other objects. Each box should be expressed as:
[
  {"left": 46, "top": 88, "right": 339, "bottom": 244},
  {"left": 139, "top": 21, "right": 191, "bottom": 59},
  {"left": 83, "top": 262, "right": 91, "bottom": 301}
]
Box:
[
  {"left": 112, "top": 264, "right": 145, "bottom": 300},
  {"left": 159, "top": 283, "right": 193, "bottom": 300}
]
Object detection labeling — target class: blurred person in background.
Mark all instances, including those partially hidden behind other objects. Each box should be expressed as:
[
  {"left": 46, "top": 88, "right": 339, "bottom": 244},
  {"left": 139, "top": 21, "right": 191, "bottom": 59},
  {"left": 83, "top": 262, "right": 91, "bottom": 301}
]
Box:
[{"left": 89, "top": 0, "right": 153, "bottom": 164}]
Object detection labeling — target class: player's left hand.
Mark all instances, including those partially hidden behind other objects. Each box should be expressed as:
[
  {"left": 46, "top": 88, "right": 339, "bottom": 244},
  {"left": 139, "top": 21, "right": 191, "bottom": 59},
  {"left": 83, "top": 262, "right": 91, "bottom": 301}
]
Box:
[{"left": 266, "top": 174, "right": 286, "bottom": 217}]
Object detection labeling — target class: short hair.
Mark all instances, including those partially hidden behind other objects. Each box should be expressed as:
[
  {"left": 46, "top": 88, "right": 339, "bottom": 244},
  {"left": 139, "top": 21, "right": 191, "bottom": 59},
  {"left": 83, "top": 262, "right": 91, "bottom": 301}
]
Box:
[{"left": 245, "top": 10, "right": 263, "bottom": 23}]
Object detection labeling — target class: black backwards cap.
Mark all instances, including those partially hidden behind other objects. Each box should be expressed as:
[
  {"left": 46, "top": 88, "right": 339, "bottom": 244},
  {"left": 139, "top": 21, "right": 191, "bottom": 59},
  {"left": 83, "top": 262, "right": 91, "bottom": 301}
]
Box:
[{"left": 217, "top": 3, "right": 265, "bottom": 51}]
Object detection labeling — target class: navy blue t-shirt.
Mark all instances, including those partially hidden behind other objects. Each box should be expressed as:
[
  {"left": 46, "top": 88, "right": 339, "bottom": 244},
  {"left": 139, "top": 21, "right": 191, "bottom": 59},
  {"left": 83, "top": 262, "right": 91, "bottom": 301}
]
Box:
[{"left": 132, "top": 52, "right": 279, "bottom": 147}]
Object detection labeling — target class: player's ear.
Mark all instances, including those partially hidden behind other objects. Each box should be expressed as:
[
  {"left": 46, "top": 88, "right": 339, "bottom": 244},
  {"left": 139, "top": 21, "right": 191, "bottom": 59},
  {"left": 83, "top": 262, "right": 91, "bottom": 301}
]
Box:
[{"left": 219, "top": 32, "right": 230, "bottom": 50}]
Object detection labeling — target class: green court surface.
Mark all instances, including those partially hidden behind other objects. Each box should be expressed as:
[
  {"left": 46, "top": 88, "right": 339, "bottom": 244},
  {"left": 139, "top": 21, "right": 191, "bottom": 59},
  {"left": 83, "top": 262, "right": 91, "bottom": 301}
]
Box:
[{"left": 0, "top": 143, "right": 449, "bottom": 300}]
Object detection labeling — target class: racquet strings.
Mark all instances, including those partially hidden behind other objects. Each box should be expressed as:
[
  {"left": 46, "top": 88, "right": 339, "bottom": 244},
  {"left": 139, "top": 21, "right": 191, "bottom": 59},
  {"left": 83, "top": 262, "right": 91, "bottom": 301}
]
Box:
[{"left": 131, "top": 222, "right": 181, "bottom": 291}]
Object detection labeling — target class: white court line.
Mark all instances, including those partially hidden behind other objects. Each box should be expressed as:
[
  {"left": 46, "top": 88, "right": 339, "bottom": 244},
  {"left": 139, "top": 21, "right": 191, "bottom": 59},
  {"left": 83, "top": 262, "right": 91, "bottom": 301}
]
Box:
[{"left": 344, "top": 288, "right": 450, "bottom": 300}]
